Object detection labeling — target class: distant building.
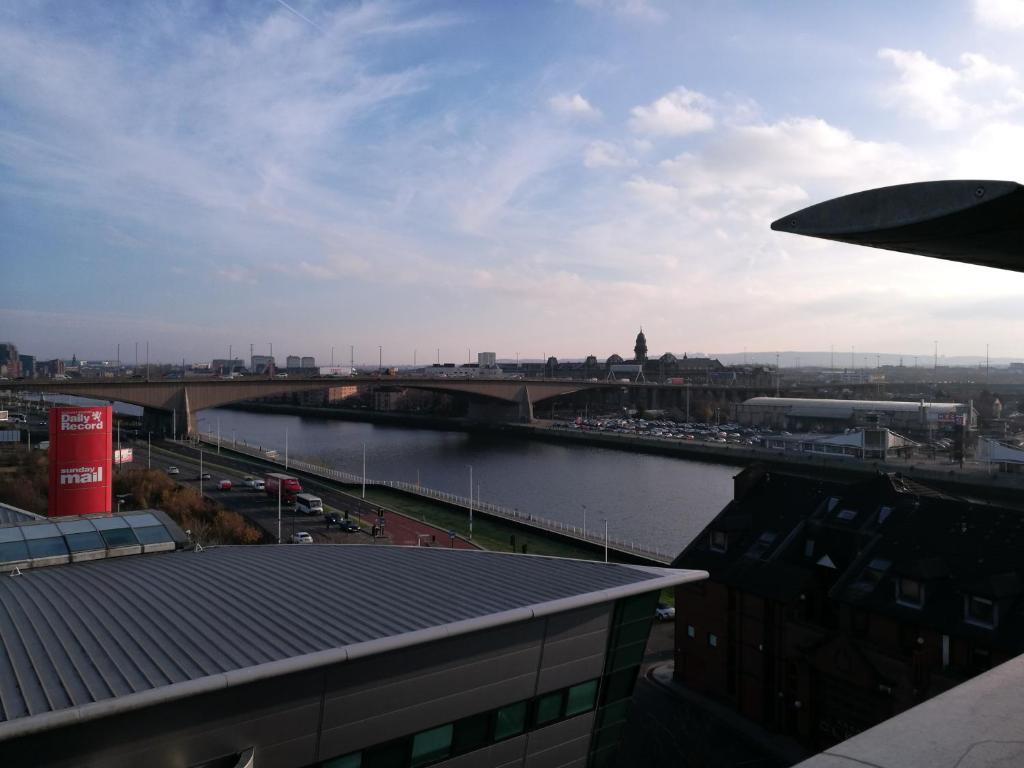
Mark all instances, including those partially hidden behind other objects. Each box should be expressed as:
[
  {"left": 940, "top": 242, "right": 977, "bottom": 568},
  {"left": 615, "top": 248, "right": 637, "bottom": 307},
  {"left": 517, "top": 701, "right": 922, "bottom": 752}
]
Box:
[
  {"left": 478, "top": 352, "right": 497, "bottom": 368},
  {"left": 250, "top": 355, "right": 275, "bottom": 374},
  {"left": 36, "top": 359, "right": 65, "bottom": 378},
  {"left": 286, "top": 355, "right": 301, "bottom": 369},
  {"left": 17, "top": 354, "right": 35, "bottom": 378},
  {"left": 212, "top": 358, "right": 245, "bottom": 375},
  {"left": 674, "top": 466, "right": 1024, "bottom": 752},
  {"left": 301, "top": 356, "right": 315, "bottom": 369},
  {"left": 735, "top": 397, "right": 975, "bottom": 437},
  {"left": 0, "top": 342, "right": 20, "bottom": 378}
]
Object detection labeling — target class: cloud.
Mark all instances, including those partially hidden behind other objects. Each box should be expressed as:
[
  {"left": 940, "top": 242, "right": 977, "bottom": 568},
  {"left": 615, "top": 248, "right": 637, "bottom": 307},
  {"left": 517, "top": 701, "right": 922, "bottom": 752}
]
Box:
[
  {"left": 973, "top": 0, "right": 1024, "bottom": 28},
  {"left": 574, "top": 0, "right": 666, "bottom": 22},
  {"left": 217, "top": 265, "right": 257, "bottom": 284},
  {"left": 583, "top": 140, "right": 634, "bottom": 168},
  {"left": 629, "top": 87, "right": 714, "bottom": 137},
  {"left": 549, "top": 93, "right": 600, "bottom": 119},
  {"left": 878, "top": 49, "right": 1023, "bottom": 129}
]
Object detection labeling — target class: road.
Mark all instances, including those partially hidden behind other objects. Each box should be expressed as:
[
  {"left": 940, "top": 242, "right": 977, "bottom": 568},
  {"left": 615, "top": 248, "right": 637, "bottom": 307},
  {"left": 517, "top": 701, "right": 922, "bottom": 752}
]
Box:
[{"left": 139, "top": 439, "right": 478, "bottom": 550}]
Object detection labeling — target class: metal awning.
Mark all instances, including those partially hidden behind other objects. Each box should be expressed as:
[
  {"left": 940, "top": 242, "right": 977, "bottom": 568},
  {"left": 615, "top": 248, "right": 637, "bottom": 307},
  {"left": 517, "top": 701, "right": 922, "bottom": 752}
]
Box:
[{"left": 771, "top": 180, "right": 1024, "bottom": 272}]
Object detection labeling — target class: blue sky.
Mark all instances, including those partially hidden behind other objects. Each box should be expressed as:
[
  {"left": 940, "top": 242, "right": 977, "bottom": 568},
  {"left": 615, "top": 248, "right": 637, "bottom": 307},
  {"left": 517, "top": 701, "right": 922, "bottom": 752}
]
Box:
[{"left": 3, "top": 0, "right": 1024, "bottom": 365}]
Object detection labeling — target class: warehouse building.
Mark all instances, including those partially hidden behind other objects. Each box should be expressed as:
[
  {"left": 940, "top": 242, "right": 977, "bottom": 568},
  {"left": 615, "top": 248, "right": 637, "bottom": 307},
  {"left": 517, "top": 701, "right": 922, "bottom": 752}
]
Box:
[
  {"left": 0, "top": 541, "right": 704, "bottom": 768},
  {"left": 735, "top": 396, "right": 975, "bottom": 436}
]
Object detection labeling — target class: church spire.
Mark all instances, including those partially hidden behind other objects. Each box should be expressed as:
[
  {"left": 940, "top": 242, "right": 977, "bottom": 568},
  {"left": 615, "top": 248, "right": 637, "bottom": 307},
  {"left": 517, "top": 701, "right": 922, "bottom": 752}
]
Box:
[{"left": 633, "top": 328, "right": 648, "bottom": 363}]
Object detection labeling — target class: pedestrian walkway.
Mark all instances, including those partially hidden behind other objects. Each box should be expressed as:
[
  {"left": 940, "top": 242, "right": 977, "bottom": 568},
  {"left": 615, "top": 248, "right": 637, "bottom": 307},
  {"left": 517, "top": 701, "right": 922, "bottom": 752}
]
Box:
[{"left": 359, "top": 505, "right": 480, "bottom": 550}]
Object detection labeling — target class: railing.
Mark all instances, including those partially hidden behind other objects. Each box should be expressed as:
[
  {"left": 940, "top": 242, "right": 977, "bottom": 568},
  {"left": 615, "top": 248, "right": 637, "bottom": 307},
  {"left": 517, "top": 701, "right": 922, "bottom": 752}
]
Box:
[{"left": 192, "top": 431, "right": 673, "bottom": 564}]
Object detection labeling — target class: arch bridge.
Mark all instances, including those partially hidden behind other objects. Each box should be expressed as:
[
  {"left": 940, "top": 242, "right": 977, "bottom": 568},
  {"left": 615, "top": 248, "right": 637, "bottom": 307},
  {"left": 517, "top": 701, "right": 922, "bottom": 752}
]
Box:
[{"left": 14, "top": 377, "right": 613, "bottom": 436}]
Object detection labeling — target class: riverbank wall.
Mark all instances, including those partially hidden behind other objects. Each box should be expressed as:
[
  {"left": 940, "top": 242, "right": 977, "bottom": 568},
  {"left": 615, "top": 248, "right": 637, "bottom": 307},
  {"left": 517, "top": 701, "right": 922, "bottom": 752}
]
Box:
[{"left": 221, "top": 402, "right": 1024, "bottom": 506}]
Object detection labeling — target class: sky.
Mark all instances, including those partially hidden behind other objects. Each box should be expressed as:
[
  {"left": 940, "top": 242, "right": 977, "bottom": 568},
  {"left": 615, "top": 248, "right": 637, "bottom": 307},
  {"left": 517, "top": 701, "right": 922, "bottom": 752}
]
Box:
[{"left": 3, "top": 0, "right": 1024, "bottom": 366}]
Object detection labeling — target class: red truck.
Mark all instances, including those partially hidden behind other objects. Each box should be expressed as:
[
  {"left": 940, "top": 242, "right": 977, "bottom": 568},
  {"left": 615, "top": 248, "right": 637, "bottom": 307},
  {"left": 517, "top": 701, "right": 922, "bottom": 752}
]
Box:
[{"left": 265, "top": 472, "right": 303, "bottom": 503}]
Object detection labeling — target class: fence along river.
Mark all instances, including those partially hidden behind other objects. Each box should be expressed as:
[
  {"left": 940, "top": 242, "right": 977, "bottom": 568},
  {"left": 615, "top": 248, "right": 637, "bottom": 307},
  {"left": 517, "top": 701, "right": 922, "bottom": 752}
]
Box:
[{"left": 200, "top": 408, "right": 737, "bottom": 558}]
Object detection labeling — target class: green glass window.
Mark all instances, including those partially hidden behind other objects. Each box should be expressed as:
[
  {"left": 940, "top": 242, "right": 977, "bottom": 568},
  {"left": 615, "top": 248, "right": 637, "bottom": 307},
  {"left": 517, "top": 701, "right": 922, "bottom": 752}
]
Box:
[
  {"left": 608, "top": 641, "right": 646, "bottom": 672},
  {"left": 602, "top": 666, "right": 640, "bottom": 704},
  {"left": 493, "top": 700, "right": 527, "bottom": 741},
  {"left": 410, "top": 724, "right": 452, "bottom": 767},
  {"left": 618, "top": 592, "right": 659, "bottom": 624},
  {"left": 323, "top": 753, "right": 361, "bottom": 768},
  {"left": 615, "top": 619, "right": 652, "bottom": 646},
  {"left": 565, "top": 679, "right": 598, "bottom": 716},
  {"left": 452, "top": 712, "right": 490, "bottom": 755},
  {"left": 362, "top": 740, "right": 408, "bottom": 768},
  {"left": 534, "top": 691, "right": 564, "bottom": 726}
]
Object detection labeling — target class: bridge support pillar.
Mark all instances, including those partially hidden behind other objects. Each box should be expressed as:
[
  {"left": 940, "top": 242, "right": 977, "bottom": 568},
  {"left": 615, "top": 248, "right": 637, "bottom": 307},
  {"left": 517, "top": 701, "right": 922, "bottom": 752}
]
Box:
[{"left": 516, "top": 386, "right": 534, "bottom": 424}]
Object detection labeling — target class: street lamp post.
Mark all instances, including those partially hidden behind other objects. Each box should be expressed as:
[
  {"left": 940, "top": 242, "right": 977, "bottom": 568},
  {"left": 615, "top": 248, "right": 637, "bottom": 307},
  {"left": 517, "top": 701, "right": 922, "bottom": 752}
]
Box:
[
  {"left": 362, "top": 442, "right": 366, "bottom": 499},
  {"left": 217, "top": 418, "right": 221, "bottom": 455},
  {"left": 285, "top": 427, "right": 289, "bottom": 470},
  {"left": 277, "top": 482, "right": 282, "bottom": 544},
  {"left": 604, "top": 519, "right": 609, "bottom": 563},
  {"left": 582, "top": 504, "right": 587, "bottom": 538},
  {"left": 147, "top": 432, "right": 151, "bottom": 469},
  {"left": 467, "top": 464, "right": 474, "bottom": 540}
]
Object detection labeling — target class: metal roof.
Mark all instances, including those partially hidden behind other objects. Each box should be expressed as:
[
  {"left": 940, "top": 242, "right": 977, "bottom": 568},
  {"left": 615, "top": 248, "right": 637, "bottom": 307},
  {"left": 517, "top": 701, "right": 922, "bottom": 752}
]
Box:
[
  {"left": 0, "top": 504, "right": 44, "bottom": 526},
  {"left": 742, "top": 397, "right": 960, "bottom": 413},
  {"left": 0, "top": 545, "right": 704, "bottom": 738}
]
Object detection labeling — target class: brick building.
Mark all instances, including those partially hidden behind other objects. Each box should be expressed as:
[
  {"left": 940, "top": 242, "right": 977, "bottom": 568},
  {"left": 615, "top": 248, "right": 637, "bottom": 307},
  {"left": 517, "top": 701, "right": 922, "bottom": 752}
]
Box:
[{"left": 672, "top": 466, "right": 1024, "bottom": 751}]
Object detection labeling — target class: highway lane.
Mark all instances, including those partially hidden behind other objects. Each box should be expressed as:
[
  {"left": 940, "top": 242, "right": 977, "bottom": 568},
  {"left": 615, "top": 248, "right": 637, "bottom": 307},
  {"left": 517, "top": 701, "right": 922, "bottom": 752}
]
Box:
[{"left": 137, "top": 439, "right": 476, "bottom": 549}]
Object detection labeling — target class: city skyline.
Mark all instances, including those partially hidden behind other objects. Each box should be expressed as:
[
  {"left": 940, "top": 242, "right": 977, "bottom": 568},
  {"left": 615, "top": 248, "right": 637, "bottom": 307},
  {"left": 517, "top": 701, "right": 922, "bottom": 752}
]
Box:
[{"left": 4, "top": 1, "right": 1024, "bottom": 359}]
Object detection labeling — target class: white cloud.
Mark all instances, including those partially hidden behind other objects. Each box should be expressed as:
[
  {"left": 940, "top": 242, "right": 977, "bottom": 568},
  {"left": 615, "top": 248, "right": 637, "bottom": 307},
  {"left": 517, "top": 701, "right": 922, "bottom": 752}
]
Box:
[
  {"left": 629, "top": 87, "right": 714, "bottom": 137},
  {"left": 583, "top": 140, "right": 634, "bottom": 168},
  {"left": 549, "top": 93, "right": 600, "bottom": 118},
  {"left": 574, "top": 0, "right": 666, "bottom": 22},
  {"left": 878, "top": 49, "right": 1022, "bottom": 129},
  {"left": 974, "top": 0, "right": 1024, "bottom": 28}
]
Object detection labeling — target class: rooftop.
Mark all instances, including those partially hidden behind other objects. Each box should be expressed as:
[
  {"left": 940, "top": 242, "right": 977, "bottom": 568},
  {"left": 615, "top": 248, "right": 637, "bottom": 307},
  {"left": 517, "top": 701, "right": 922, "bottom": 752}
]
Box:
[{"left": 0, "top": 544, "right": 704, "bottom": 739}]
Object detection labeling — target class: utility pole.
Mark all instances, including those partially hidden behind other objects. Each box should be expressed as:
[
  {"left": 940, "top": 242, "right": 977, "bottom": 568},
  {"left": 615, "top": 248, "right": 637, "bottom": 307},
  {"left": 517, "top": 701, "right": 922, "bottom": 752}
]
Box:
[
  {"left": 350, "top": 345, "right": 354, "bottom": 371},
  {"left": 604, "top": 519, "right": 609, "bottom": 563},
  {"left": 378, "top": 346, "right": 382, "bottom": 374},
  {"left": 362, "top": 443, "right": 366, "bottom": 499},
  {"left": 135, "top": 341, "right": 138, "bottom": 370},
  {"left": 146, "top": 341, "right": 150, "bottom": 381},
  {"left": 331, "top": 346, "right": 334, "bottom": 366},
  {"left": 277, "top": 482, "right": 282, "bottom": 544},
  {"left": 934, "top": 340, "right": 938, "bottom": 370}
]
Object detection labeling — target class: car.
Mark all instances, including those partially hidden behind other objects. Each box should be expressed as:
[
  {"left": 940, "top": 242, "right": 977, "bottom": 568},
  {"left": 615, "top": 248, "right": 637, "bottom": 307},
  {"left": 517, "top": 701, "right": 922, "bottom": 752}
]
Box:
[
  {"left": 655, "top": 603, "right": 676, "bottom": 622},
  {"left": 243, "top": 475, "right": 254, "bottom": 485},
  {"left": 338, "top": 518, "right": 360, "bottom": 533},
  {"left": 251, "top": 479, "right": 266, "bottom": 491},
  {"left": 291, "top": 532, "right": 313, "bottom": 544},
  {"left": 324, "top": 511, "right": 342, "bottom": 527},
  {"left": 217, "top": 480, "right": 232, "bottom": 491},
  {"left": 166, "top": 466, "right": 180, "bottom": 475},
  {"left": 197, "top": 472, "right": 211, "bottom": 480}
]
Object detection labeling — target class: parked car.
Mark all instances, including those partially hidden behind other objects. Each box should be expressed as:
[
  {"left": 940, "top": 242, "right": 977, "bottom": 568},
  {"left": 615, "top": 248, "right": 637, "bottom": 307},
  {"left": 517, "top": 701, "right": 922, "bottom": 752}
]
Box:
[
  {"left": 338, "top": 519, "right": 360, "bottom": 533},
  {"left": 324, "top": 512, "right": 341, "bottom": 528},
  {"left": 242, "top": 475, "right": 254, "bottom": 485},
  {"left": 166, "top": 466, "right": 180, "bottom": 475},
  {"left": 655, "top": 603, "right": 676, "bottom": 622},
  {"left": 217, "top": 480, "right": 232, "bottom": 491},
  {"left": 291, "top": 531, "right": 313, "bottom": 544},
  {"left": 251, "top": 479, "right": 265, "bottom": 491}
]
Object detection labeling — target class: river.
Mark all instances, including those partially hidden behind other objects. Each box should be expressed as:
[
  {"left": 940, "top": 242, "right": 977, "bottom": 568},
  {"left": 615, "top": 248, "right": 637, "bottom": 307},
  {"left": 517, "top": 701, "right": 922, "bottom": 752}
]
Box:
[{"left": 202, "top": 408, "right": 737, "bottom": 555}]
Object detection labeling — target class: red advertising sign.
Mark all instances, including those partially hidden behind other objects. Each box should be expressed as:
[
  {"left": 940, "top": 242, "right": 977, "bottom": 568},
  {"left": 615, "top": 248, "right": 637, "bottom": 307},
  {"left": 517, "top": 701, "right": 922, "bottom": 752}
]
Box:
[{"left": 48, "top": 406, "right": 112, "bottom": 517}]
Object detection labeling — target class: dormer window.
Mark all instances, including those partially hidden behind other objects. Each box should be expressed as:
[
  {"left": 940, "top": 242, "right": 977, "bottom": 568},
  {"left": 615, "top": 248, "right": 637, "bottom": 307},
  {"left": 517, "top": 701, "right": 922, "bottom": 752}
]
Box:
[
  {"left": 896, "top": 577, "right": 924, "bottom": 608},
  {"left": 965, "top": 596, "right": 997, "bottom": 628},
  {"left": 710, "top": 530, "right": 728, "bottom": 552}
]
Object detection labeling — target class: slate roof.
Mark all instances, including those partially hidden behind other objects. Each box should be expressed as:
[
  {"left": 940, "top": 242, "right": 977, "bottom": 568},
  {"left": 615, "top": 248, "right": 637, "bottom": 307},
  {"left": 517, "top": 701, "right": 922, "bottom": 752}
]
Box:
[
  {"left": 0, "top": 545, "right": 701, "bottom": 736},
  {"left": 674, "top": 465, "right": 1024, "bottom": 652}
]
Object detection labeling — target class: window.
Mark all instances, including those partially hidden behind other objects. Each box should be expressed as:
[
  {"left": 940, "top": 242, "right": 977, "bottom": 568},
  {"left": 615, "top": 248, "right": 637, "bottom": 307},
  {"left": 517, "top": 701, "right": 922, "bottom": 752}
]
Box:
[
  {"left": 601, "top": 666, "right": 639, "bottom": 705},
  {"left": 686, "top": 624, "right": 695, "bottom": 638},
  {"left": 565, "top": 679, "right": 598, "bottom": 717},
  {"left": 804, "top": 538, "right": 815, "bottom": 558},
  {"left": 410, "top": 724, "right": 452, "bottom": 767},
  {"left": 133, "top": 525, "right": 173, "bottom": 545},
  {"left": 0, "top": 540, "right": 29, "bottom": 564},
  {"left": 323, "top": 754, "right": 361, "bottom": 768},
  {"left": 100, "top": 527, "right": 140, "bottom": 548},
  {"left": 836, "top": 508, "right": 858, "bottom": 521},
  {"left": 25, "top": 536, "right": 69, "bottom": 559},
  {"left": 965, "top": 596, "right": 996, "bottom": 628},
  {"left": 64, "top": 531, "right": 105, "bottom": 553},
  {"left": 534, "top": 691, "right": 564, "bottom": 726},
  {"left": 451, "top": 712, "right": 490, "bottom": 756},
  {"left": 710, "top": 530, "right": 728, "bottom": 552},
  {"left": 708, "top": 633, "right": 718, "bottom": 647},
  {"left": 362, "top": 739, "right": 409, "bottom": 768},
  {"left": 493, "top": 700, "right": 527, "bottom": 741},
  {"left": 897, "top": 578, "right": 923, "bottom": 608}
]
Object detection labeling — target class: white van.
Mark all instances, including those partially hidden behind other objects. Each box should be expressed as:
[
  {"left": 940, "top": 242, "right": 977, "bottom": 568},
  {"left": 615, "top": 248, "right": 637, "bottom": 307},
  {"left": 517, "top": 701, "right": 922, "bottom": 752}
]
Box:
[{"left": 294, "top": 493, "right": 324, "bottom": 516}]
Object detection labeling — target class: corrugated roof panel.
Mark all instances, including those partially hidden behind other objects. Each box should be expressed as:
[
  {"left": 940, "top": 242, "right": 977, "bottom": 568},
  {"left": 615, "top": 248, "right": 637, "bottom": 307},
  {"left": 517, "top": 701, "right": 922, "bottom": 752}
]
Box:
[{"left": 0, "top": 545, "right": 689, "bottom": 730}]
